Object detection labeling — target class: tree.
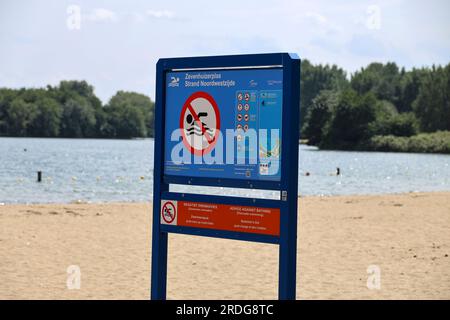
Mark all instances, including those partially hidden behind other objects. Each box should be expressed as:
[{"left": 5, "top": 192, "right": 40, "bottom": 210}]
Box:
[
  {"left": 300, "top": 60, "right": 349, "bottom": 132},
  {"left": 302, "top": 90, "right": 338, "bottom": 145},
  {"left": 29, "top": 97, "right": 63, "bottom": 137},
  {"left": 53, "top": 80, "right": 105, "bottom": 138},
  {"left": 105, "top": 91, "right": 154, "bottom": 138},
  {"left": 6, "top": 98, "right": 38, "bottom": 136},
  {"left": 351, "top": 62, "right": 401, "bottom": 107},
  {"left": 321, "top": 89, "right": 378, "bottom": 149},
  {"left": 413, "top": 65, "right": 450, "bottom": 132},
  {"left": 0, "top": 88, "right": 17, "bottom": 135},
  {"left": 397, "top": 68, "right": 427, "bottom": 113},
  {"left": 0, "top": 81, "right": 158, "bottom": 139},
  {"left": 61, "top": 96, "right": 97, "bottom": 137},
  {"left": 56, "top": 80, "right": 98, "bottom": 104}
]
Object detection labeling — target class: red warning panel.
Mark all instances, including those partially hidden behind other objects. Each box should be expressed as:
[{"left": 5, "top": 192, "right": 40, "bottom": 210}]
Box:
[{"left": 160, "top": 200, "right": 280, "bottom": 236}]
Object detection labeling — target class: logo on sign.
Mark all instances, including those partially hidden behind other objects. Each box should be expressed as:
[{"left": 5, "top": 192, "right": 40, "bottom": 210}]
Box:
[
  {"left": 249, "top": 79, "right": 258, "bottom": 87},
  {"left": 169, "top": 76, "right": 180, "bottom": 87},
  {"left": 161, "top": 200, "right": 177, "bottom": 225},
  {"left": 180, "top": 91, "right": 220, "bottom": 156}
]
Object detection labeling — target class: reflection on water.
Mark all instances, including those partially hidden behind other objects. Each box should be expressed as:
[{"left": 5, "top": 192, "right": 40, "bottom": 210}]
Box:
[{"left": 0, "top": 138, "right": 449, "bottom": 204}]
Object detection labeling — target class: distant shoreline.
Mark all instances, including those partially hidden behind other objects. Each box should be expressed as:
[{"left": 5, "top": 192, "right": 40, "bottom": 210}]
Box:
[
  {"left": 2, "top": 135, "right": 450, "bottom": 154},
  {"left": 0, "top": 136, "right": 153, "bottom": 141},
  {"left": 302, "top": 131, "right": 450, "bottom": 155}
]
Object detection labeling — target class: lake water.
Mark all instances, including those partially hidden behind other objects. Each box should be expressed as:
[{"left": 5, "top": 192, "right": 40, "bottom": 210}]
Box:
[{"left": 0, "top": 137, "right": 449, "bottom": 204}]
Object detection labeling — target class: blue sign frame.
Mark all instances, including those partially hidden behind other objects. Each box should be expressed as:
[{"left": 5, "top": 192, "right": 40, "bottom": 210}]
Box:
[{"left": 151, "top": 53, "right": 300, "bottom": 300}]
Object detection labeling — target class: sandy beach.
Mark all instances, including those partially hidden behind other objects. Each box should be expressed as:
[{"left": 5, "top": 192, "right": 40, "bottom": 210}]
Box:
[{"left": 0, "top": 192, "right": 449, "bottom": 300}]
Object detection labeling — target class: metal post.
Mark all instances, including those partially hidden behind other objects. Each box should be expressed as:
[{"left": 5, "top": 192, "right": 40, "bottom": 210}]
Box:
[
  {"left": 151, "top": 204, "right": 168, "bottom": 299},
  {"left": 278, "top": 53, "right": 300, "bottom": 300},
  {"left": 151, "top": 59, "right": 169, "bottom": 300},
  {"left": 278, "top": 203, "right": 298, "bottom": 300}
]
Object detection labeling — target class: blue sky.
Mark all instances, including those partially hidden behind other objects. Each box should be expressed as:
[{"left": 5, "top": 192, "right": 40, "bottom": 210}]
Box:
[{"left": 1, "top": 0, "right": 449, "bottom": 102}]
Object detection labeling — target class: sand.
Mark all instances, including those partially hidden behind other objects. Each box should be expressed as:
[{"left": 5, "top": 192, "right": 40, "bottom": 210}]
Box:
[{"left": 0, "top": 192, "right": 449, "bottom": 300}]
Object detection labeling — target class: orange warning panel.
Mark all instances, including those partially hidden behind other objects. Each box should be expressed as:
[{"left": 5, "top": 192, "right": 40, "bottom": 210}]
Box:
[{"left": 161, "top": 200, "right": 280, "bottom": 236}]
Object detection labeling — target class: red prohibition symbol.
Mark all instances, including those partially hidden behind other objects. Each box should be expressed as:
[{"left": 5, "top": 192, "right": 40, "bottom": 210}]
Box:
[
  {"left": 179, "top": 91, "right": 221, "bottom": 156},
  {"left": 161, "top": 201, "right": 176, "bottom": 224}
]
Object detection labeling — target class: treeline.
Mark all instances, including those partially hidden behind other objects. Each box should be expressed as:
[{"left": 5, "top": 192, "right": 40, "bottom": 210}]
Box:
[
  {"left": 0, "top": 81, "right": 154, "bottom": 138},
  {"left": 300, "top": 60, "right": 450, "bottom": 153},
  {"left": 1, "top": 61, "right": 449, "bottom": 153}
]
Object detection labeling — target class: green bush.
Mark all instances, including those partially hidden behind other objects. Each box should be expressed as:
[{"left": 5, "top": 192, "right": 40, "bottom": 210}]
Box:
[
  {"left": 369, "top": 112, "right": 419, "bottom": 137},
  {"left": 367, "top": 131, "right": 450, "bottom": 153}
]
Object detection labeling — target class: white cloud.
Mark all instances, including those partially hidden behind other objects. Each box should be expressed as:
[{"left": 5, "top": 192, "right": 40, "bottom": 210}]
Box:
[
  {"left": 85, "top": 8, "right": 118, "bottom": 23},
  {"left": 131, "top": 12, "right": 145, "bottom": 23},
  {"left": 146, "top": 10, "right": 175, "bottom": 19},
  {"left": 83, "top": 9, "right": 175, "bottom": 24},
  {"left": 305, "top": 11, "right": 327, "bottom": 25}
]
